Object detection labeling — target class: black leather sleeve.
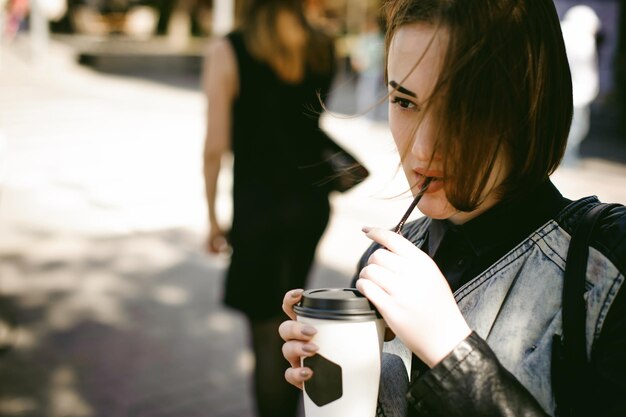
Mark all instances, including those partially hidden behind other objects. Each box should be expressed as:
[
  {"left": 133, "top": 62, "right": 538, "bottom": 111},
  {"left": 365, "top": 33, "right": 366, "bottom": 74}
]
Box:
[{"left": 406, "top": 332, "right": 549, "bottom": 417}]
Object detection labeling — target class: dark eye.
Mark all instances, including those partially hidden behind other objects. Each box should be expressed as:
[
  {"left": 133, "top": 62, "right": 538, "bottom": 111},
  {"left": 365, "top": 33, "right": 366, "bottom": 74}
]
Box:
[{"left": 391, "top": 96, "right": 418, "bottom": 110}]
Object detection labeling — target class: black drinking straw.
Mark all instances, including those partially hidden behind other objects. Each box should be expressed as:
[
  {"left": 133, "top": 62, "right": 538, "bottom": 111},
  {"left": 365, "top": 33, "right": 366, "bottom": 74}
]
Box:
[{"left": 392, "top": 177, "right": 433, "bottom": 234}]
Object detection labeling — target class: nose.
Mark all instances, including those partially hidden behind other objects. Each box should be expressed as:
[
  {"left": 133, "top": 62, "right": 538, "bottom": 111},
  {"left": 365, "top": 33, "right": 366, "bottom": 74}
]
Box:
[{"left": 410, "top": 121, "right": 441, "bottom": 162}]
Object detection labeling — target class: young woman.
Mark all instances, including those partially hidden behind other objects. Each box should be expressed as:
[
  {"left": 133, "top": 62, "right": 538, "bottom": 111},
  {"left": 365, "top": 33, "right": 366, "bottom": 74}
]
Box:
[
  {"left": 202, "top": 1, "right": 336, "bottom": 416},
  {"left": 279, "top": 1, "right": 626, "bottom": 416}
]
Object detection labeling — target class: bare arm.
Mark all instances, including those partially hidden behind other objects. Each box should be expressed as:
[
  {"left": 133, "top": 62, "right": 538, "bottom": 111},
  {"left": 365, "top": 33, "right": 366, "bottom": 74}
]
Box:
[{"left": 202, "top": 37, "right": 238, "bottom": 253}]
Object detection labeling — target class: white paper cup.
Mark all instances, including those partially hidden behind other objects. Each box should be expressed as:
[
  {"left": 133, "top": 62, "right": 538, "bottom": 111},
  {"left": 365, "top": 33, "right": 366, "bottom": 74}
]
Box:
[{"left": 294, "top": 288, "right": 384, "bottom": 417}]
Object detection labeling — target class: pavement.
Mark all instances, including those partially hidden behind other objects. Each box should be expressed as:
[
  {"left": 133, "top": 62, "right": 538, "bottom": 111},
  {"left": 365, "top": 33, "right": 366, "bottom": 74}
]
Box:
[{"left": 0, "top": 35, "right": 625, "bottom": 417}]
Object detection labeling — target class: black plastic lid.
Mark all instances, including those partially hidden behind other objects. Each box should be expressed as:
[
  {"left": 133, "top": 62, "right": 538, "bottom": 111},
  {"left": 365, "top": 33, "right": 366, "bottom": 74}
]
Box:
[{"left": 293, "top": 288, "right": 380, "bottom": 321}]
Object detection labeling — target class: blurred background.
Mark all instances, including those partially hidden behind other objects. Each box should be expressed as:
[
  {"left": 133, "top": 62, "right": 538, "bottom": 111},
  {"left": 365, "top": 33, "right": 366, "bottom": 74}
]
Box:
[{"left": 0, "top": 0, "right": 624, "bottom": 416}]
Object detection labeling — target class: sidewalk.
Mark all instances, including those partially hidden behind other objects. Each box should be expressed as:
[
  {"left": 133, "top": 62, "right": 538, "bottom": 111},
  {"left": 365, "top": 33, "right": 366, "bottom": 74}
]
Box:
[
  {"left": 0, "top": 36, "right": 404, "bottom": 417},
  {"left": 0, "top": 36, "right": 625, "bottom": 417},
  {"left": 0, "top": 37, "right": 256, "bottom": 417}
]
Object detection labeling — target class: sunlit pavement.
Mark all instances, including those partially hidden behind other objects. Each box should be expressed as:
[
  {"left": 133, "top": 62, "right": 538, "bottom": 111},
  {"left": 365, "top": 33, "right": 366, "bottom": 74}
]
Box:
[{"left": 0, "top": 37, "right": 625, "bottom": 417}]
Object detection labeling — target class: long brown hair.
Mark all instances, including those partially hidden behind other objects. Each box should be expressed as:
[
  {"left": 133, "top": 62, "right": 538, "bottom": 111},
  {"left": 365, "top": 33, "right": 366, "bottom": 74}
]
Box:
[
  {"left": 384, "top": 0, "right": 573, "bottom": 211},
  {"left": 239, "top": 0, "right": 334, "bottom": 83}
]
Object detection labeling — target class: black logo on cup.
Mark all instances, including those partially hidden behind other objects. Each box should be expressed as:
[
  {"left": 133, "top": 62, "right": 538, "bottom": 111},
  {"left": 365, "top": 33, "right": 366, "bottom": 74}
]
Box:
[{"left": 303, "top": 353, "right": 343, "bottom": 406}]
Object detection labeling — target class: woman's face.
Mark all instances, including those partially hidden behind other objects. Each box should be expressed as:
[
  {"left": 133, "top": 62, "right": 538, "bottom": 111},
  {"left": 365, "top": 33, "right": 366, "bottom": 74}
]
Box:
[{"left": 387, "top": 23, "right": 509, "bottom": 224}]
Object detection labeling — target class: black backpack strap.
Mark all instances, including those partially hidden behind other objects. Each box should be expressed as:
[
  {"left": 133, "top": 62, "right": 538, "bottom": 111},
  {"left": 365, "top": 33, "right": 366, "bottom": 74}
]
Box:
[{"left": 553, "top": 202, "right": 618, "bottom": 417}]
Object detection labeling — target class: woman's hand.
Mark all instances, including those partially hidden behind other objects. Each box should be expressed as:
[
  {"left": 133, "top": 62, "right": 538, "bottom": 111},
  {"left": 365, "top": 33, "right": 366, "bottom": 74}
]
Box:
[
  {"left": 357, "top": 227, "right": 471, "bottom": 368},
  {"left": 206, "top": 226, "right": 229, "bottom": 254},
  {"left": 278, "top": 289, "right": 319, "bottom": 389}
]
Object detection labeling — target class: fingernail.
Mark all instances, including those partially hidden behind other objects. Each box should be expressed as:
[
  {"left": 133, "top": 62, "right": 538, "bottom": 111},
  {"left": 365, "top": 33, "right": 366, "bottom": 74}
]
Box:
[
  {"left": 362, "top": 226, "right": 371, "bottom": 233},
  {"left": 291, "top": 289, "right": 304, "bottom": 298},
  {"left": 301, "top": 326, "right": 317, "bottom": 336},
  {"left": 300, "top": 369, "right": 311, "bottom": 378},
  {"left": 302, "top": 343, "right": 318, "bottom": 353}
]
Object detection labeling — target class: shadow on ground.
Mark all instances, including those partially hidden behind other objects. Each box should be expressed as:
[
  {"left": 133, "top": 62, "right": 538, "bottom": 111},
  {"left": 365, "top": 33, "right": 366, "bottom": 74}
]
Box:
[{"left": 0, "top": 228, "right": 351, "bottom": 417}]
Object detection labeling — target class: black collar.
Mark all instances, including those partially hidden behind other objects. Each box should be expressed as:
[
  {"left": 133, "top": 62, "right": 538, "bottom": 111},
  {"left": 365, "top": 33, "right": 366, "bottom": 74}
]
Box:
[{"left": 428, "top": 180, "right": 570, "bottom": 259}]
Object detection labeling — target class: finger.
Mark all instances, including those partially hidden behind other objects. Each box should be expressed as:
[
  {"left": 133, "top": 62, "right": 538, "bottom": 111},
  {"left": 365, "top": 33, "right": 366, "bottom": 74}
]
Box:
[
  {"left": 282, "top": 289, "right": 304, "bottom": 320},
  {"left": 285, "top": 366, "right": 312, "bottom": 390},
  {"left": 278, "top": 319, "right": 317, "bottom": 343},
  {"left": 282, "top": 340, "right": 319, "bottom": 369},
  {"left": 359, "top": 263, "right": 396, "bottom": 293},
  {"left": 363, "top": 227, "right": 426, "bottom": 258},
  {"left": 206, "top": 238, "right": 218, "bottom": 254},
  {"left": 212, "top": 240, "right": 227, "bottom": 253},
  {"left": 207, "top": 235, "right": 228, "bottom": 254},
  {"left": 367, "top": 247, "right": 403, "bottom": 271}
]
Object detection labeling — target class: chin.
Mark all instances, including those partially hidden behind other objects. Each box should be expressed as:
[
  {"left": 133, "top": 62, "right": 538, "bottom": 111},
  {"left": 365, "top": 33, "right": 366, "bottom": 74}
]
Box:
[{"left": 417, "top": 194, "right": 456, "bottom": 220}]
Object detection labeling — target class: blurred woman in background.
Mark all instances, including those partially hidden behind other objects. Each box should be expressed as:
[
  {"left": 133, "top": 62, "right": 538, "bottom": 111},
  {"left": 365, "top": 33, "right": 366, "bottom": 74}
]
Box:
[{"left": 202, "top": 0, "right": 337, "bottom": 416}]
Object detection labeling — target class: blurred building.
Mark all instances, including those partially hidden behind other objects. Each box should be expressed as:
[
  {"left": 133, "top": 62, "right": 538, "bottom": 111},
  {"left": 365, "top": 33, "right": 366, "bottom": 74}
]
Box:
[
  {"left": 42, "top": 0, "right": 624, "bottom": 127},
  {"left": 48, "top": 0, "right": 384, "bottom": 38}
]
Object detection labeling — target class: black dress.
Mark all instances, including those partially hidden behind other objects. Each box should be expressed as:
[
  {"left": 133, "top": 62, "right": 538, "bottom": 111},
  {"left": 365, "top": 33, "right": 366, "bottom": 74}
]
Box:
[{"left": 222, "top": 31, "right": 336, "bottom": 320}]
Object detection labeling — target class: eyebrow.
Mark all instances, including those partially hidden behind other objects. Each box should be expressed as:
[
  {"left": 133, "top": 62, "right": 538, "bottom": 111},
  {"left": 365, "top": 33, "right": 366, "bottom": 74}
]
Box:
[{"left": 389, "top": 81, "right": 417, "bottom": 98}]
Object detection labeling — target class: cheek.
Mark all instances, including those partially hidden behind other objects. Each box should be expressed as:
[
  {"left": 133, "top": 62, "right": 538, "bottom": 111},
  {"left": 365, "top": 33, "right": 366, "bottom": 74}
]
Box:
[
  {"left": 388, "top": 110, "right": 402, "bottom": 145},
  {"left": 389, "top": 111, "right": 413, "bottom": 155}
]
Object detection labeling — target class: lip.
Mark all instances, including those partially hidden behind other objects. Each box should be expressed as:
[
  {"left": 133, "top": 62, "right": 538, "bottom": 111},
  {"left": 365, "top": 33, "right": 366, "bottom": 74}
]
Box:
[
  {"left": 413, "top": 168, "right": 444, "bottom": 194},
  {"left": 414, "top": 167, "right": 444, "bottom": 178},
  {"left": 423, "top": 178, "right": 444, "bottom": 194}
]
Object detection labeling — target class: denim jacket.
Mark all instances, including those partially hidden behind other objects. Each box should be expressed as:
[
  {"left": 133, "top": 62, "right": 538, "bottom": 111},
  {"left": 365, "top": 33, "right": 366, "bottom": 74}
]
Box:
[{"left": 376, "top": 196, "right": 626, "bottom": 417}]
